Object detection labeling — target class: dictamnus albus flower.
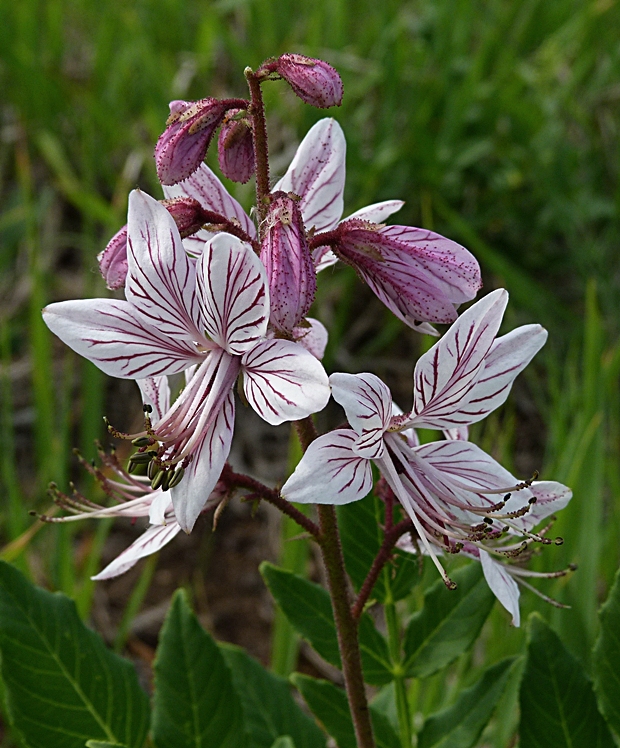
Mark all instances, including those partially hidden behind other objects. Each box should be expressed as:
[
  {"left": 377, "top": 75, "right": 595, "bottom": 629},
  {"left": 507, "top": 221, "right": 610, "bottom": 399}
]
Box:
[
  {"left": 44, "top": 191, "right": 330, "bottom": 532},
  {"left": 282, "top": 290, "right": 572, "bottom": 619}
]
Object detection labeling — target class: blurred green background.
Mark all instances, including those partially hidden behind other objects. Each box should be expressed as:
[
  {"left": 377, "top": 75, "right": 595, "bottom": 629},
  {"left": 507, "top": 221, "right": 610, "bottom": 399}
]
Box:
[{"left": 1, "top": 0, "right": 619, "bottom": 742}]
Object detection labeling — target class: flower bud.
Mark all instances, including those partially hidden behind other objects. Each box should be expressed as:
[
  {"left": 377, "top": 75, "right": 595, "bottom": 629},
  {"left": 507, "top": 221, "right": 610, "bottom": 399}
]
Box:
[
  {"left": 98, "top": 197, "right": 206, "bottom": 290},
  {"left": 160, "top": 197, "right": 205, "bottom": 237},
  {"left": 217, "top": 109, "right": 255, "bottom": 184},
  {"left": 98, "top": 226, "right": 128, "bottom": 290},
  {"left": 333, "top": 219, "right": 481, "bottom": 327},
  {"left": 155, "top": 98, "right": 232, "bottom": 186},
  {"left": 274, "top": 54, "right": 343, "bottom": 109},
  {"left": 261, "top": 192, "right": 316, "bottom": 333}
]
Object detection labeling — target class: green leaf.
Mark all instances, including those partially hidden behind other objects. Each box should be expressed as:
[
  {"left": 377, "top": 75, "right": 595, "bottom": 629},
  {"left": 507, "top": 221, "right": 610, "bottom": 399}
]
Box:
[
  {"left": 218, "top": 642, "right": 325, "bottom": 748},
  {"left": 290, "top": 674, "right": 400, "bottom": 748},
  {"left": 337, "top": 495, "right": 421, "bottom": 603},
  {"left": 403, "top": 563, "right": 495, "bottom": 677},
  {"left": 85, "top": 743, "right": 127, "bottom": 748},
  {"left": 152, "top": 590, "right": 248, "bottom": 748},
  {"left": 269, "top": 739, "right": 295, "bottom": 748},
  {"left": 0, "top": 561, "right": 149, "bottom": 748},
  {"left": 260, "top": 562, "right": 393, "bottom": 685},
  {"left": 418, "top": 657, "right": 518, "bottom": 748},
  {"left": 593, "top": 566, "right": 620, "bottom": 737},
  {"left": 519, "top": 613, "right": 615, "bottom": 748}
]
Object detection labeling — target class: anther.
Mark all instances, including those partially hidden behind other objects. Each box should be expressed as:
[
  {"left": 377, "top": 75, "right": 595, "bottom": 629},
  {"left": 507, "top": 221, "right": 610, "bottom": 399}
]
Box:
[
  {"left": 168, "top": 467, "right": 185, "bottom": 488},
  {"left": 143, "top": 404, "right": 153, "bottom": 413},
  {"left": 129, "top": 452, "right": 153, "bottom": 465},
  {"left": 445, "top": 578, "right": 458, "bottom": 591},
  {"left": 147, "top": 459, "right": 159, "bottom": 480},
  {"left": 132, "top": 436, "right": 152, "bottom": 448},
  {"left": 151, "top": 470, "right": 166, "bottom": 490},
  {"left": 483, "top": 517, "right": 493, "bottom": 525},
  {"left": 161, "top": 471, "right": 172, "bottom": 492},
  {"left": 569, "top": 563, "right": 578, "bottom": 571},
  {"left": 554, "top": 537, "right": 564, "bottom": 546},
  {"left": 528, "top": 497, "right": 537, "bottom": 504}
]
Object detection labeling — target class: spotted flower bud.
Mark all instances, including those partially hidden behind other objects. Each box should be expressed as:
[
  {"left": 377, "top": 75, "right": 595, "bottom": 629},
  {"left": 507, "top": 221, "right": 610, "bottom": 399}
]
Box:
[
  {"left": 217, "top": 109, "right": 255, "bottom": 184},
  {"left": 98, "top": 197, "right": 205, "bottom": 289},
  {"left": 330, "top": 219, "right": 482, "bottom": 327},
  {"left": 271, "top": 54, "right": 343, "bottom": 109},
  {"left": 261, "top": 192, "right": 316, "bottom": 333},
  {"left": 155, "top": 98, "right": 247, "bottom": 186}
]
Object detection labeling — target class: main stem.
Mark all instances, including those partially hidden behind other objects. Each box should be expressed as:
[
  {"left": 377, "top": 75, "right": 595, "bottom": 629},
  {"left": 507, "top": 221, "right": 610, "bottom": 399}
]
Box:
[
  {"left": 385, "top": 600, "right": 412, "bottom": 748},
  {"left": 245, "top": 68, "right": 271, "bottom": 231},
  {"left": 318, "top": 505, "right": 376, "bottom": 748}
]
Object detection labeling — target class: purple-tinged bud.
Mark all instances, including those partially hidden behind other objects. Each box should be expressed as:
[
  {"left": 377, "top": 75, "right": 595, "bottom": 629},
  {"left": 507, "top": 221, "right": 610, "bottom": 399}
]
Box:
[
  {"left": 98, "top": 226, "right": 128, "bottom": 290},
  {"left": 217, "top": 109, "right": 255, "bottom": 184},
  {"left": 98, "top": 197, "right": 206, "bottom": 290},
  {"left": 272, "top": 54, "right": 343, "bottom": 109},
  {"left": 160, "top": 197, "right": 205, "bottom": 237},
  {"left": 332, "top": 219, "right": 482, "bottom": 328},
  {"left": 155, "top": 98, "right": 246, "bottom": 186},
  {"left": 261, "top": 192, "right": 316, "bottom": 333}
]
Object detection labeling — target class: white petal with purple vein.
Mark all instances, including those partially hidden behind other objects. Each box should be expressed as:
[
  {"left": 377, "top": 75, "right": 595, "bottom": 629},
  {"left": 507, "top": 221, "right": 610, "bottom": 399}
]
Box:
[
  {"left": 92, "top": 521, "right": 182, "bottom": 580},
  {"left": 408, "top": 289, "right": 509, "bottom": 429},
  {"left": 197, "top": 234, "right": 269, "bottom": 355},
  {"left": 479, "top": 549, "right": 521, "bottom": 626},
  {"left": 293, "top": 317, "right": 328, "bottom": 360},
  {"left": 43, "top": 299, "right": 202, "bottom": 379},
  {"left": 171, "top": 390, "right": 235, "bottom": 532},
  {"left": 330, "top": 372, "right": 392, "bottom": 459},
  {"left": 126, "top": 191, "right": 202, "bottom": 342},
  {"left": 163, "top": 162, "right": 256, "bottom": 238},
  {"left": 242, "top": 339, "right": 330, "bottom": 425},
  {"left": 282, "top": 429, "right": 373, "bottom": 505},
  {"left": 274, "top": 119, "right": 345, "bottom": 233},
  {"left": 347, "top": 200, "right": 404, "bottom": 223}
]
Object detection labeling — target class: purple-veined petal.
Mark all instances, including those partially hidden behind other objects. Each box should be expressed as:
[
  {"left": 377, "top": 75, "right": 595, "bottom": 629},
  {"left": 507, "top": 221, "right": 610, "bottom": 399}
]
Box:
[
  {"left": 163, "top": 162, "right": 256, "bottom": 239},
  {"left": 282, "top": 429, "right": 373, "bottom": 505},
  {"left": 405, "top": 289, "right": 509, "bottom": 429},
  {"left": 347, "top": 200, "right": 404, "bottom": 223},
  {"left": 241, "top": 339, "right": 330, "bottom": 425},
  {"left": 293, "top": 317, "right": 328, "bottom": 360},
  {"left": 330, "top": 372, "right": 392, "bottom": 458},
  {"left": 444, "top": 426, "right": 469, "bottom": 441},
  {"left": 43, "top": 299, "right": 202, "bottom": 379},
  {"left": 137, "top": 376, "right": 171, "bottom": 424},
  {"left": 439, "top": 325, "right": 547, "bottom": 426},
  {"left": 380, "top": 225, "right": 481, "bottom": 305},
  {"left": 314, "top": 247, "right": 339, "bottom": 273},
  {"left": 92, "top": 521, "right": 182, "bottom": 580},
  {"left": 511, "top": 481, "right": 572, "bottom": 532},
  {"left": 171, "top": 390, "right": 235, "bottom": 532},
  {"left": 197, "top": 234, "right": 269, "bottom": 355},
  {"left": 415, "top": 439, "right": 524, "bottom": 495},
  {"left": 273, "top": 119, "right": 345, "bottom": 233},
  {"left": 126, "top": 191, "right": 202, "bottom": 342},
  {"left": 148, "top": 492, "right": 172, "bottom": 525},
  {"left": 479, "top": 549, "right": 521, "bottom": 626}
]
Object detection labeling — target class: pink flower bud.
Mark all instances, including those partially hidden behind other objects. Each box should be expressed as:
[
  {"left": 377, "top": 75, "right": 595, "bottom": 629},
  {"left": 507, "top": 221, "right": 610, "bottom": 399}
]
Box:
[
  {"left": 261, "top": 192, "right": 316, "bottom": 333},
  {"left": 217, "top": 109, "right": 255, "bottom": 184},
  {"left": 274, "top": 54, "right": 343, "bottom": 109},
  {"left": 333, "top": 219, "right": 482, "bottom": 327},
  {"left": 160, "top": 197, "right": 205, "bottom": 237},
  {"left": 155, "top": 98, "right": 242, "bottom": 186},
  {"left": 98, "top": 198, "right": 206, "bottom": 289},
  {"left": 98, "top": 226, "right": 128, "bottom": 290}
]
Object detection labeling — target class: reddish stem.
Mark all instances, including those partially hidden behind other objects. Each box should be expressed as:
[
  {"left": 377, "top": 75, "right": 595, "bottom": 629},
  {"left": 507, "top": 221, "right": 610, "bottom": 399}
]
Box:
[
  {"left": 221, "top": 464, "right": 320, "bottom": 538},
  {"left": 198, "top": 209, "right": 260, "bottom": 252},
  {"left": 245, "top": 68, "right": 271, "bottom": 231}
]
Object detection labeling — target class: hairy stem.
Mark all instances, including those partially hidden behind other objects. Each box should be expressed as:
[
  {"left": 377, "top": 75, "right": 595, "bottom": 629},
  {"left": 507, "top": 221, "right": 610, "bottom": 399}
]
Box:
[
  {"left": 221, "top": 464, "right": 320, "bottom": 538},
  {"left": 245, "top": 68, "right": 271, "bottom": 231},
  {"left": 318, "top": 505, "right": 376, "bottom": 748}
]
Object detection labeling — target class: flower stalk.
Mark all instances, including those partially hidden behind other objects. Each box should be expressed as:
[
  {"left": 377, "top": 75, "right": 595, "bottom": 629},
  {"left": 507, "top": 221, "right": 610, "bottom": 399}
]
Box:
[{"left": 245, "top": 67, "right": 271, "bottom": 229}]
